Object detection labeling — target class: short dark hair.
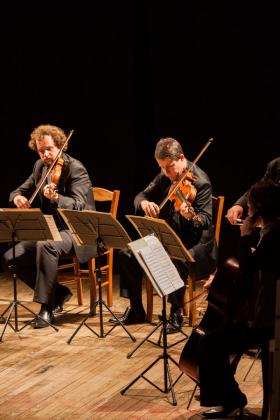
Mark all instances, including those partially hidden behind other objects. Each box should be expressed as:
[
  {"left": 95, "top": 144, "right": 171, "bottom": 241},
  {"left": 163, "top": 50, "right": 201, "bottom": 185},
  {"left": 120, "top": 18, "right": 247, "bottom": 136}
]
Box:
[
  {"left": 248, "top": 180, "right": 280, "bottom": 219},
  {"left": 154, "top": 137, "right": 184, "bottom": 161}
]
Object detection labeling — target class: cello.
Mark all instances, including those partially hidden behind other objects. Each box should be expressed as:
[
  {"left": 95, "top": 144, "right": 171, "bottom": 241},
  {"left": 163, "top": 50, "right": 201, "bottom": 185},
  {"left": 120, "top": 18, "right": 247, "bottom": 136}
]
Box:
[
  {"left": 179, "top": 257, "right": 243, "bottom": 384},
  {"left": 179, "top": 257, "right": 271, "bottom": 418}
]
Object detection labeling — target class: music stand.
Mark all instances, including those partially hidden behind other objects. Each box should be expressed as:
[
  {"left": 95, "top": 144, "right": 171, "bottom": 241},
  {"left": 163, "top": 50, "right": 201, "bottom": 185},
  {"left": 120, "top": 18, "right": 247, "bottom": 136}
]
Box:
[
  {"left": 120, "top": 233, "right": 192, "bottom": 405},
  {"left": 125, "top": 215, "right": 193, "bottom": 355},
  {"left": 58, "top": 209, "right": 136, "bottom": 344},
  {"left": 0, "top": 209, "right": 60, "bottom": 341}
]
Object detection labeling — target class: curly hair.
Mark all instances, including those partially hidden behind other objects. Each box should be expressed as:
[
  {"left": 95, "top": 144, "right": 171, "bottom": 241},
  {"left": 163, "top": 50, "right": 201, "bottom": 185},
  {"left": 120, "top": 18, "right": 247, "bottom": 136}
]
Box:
[
  {"left": 28, "top": 124, "right": 68, "bottom": 152},
  {"left": 154, "top": 137, "right": 184, "bottom": 161}
]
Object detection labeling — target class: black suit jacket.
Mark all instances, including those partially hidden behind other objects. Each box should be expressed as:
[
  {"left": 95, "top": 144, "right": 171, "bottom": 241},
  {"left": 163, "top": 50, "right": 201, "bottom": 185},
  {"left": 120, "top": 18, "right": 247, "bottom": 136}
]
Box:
[
  {"left": 134, "top": 160, "right": 218, "bottom": 280},
  {"left": 9, "top": 153, "right": 96, "bottom": 263}
]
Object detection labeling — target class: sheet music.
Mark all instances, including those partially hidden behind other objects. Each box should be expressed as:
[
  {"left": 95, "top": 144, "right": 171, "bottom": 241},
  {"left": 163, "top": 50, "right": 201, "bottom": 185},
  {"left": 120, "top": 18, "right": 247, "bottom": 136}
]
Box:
[
  {"left": 128, "top": 234, "right": 184, "bottom": 298},
  {"left": 43, "top": 215, "right": 62, "bottom": 241}
]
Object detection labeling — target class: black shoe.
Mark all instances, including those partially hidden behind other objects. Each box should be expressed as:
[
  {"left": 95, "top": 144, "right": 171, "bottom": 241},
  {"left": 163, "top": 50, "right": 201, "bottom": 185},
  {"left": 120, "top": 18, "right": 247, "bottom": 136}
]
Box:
[
  {"left": 166, "top": 310, "right": 183, "bottom": 334},
  {"left": 201, "top": 393, "right": 247, "bottom": 418},
  {"left": 109, "top": 306, "right": 130, "bottom": 324},
  {"left": 31, "top": 305, "right": 54, "bottom": 329},
  {"left": 109, "top": 306, "right": 146, "bottom": 325},
  {"left": 53, "top": 286, "right": 73, "bottom": 314}
]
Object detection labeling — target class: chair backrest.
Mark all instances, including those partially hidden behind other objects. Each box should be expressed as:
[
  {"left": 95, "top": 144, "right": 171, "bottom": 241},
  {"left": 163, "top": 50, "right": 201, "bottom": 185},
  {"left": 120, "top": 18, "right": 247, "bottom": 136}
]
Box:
[
  {"left": 92, "top": 187, "right": 120, "bottom": 218},
  {"left": 212, "top": 195, "right": 225, "bottom": 247}
]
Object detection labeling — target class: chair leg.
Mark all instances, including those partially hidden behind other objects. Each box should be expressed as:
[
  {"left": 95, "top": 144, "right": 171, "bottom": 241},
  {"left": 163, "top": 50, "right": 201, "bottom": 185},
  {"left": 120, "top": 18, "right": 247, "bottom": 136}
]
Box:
[
  {"left": 75, "top": 279, "right": 82, "bottom": 306},
  {"left": 73, "top": 258, "right": 83, "bottom": 306},
  {"left": 260, "top": 341, "right": 270, "bottom": 420},
  {"left": 107, "top": 250, "right": 113, "bottom": 308},
  {"left": 187, "top": 383, "right": 198, "bottom": 410},
  {"left": 243, "top": 347, "right": 262, "bottom": 381},
  {"left": 146, "top": 277, "right": 154, "bottom": 323},
  {"left": 88, "top": 260, "right": 97, "bottom": 313},
  {"left": 184, "top": 275, "right": 196, "bottom": 326}
]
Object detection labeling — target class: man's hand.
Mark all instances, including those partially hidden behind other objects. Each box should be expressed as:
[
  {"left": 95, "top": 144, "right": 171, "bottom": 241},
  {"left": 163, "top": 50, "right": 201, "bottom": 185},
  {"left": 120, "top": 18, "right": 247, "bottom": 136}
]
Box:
[
  {"left": 140, "top": 200, "right": 160, "bottom": 217},
  {"left": 13, "top": 195, "right": 30, "bottom": 208},
  {"left": 179, "top": 202, "right": 195, "bottom": 221},
  {"left": 226, "top": 205, "right": 243, "bottom": 224},
  {"left": 43, "top": 183, "right": 59, "bottom": 202}
]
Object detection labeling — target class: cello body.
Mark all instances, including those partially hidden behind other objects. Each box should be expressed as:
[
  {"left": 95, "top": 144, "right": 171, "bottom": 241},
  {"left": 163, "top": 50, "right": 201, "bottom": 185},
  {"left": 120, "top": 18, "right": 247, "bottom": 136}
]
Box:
[{"left": 179, "top": 257, "right": 242, "bottom": 382}]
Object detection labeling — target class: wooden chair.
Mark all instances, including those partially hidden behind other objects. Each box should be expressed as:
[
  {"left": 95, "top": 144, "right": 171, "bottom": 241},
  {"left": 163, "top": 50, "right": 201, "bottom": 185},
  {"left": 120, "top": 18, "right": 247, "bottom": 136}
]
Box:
[
  {"left": 184, "top": 195, "right": 225, "bottom": 326},
  {"left": 145, "top": 195, "right": 225, "bottom": 324},
  {"left": 57, "top": 187, "right": 120, "bottom": 311}
]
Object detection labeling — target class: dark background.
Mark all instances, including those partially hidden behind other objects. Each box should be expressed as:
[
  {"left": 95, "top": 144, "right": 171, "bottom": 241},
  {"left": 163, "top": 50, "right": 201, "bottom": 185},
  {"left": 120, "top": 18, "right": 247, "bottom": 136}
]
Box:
[{"left": 1, "top": 1, "right": 279, "bottom": 264}]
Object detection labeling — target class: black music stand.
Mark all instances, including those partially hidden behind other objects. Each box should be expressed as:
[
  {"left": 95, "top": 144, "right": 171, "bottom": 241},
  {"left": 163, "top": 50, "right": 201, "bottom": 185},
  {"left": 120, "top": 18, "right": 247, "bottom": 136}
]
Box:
[
  {"left": 0, "top": 209, "right": 60, "bottom": 341},
  {"left": 58, "top": 209, "right": 136, "bottom": 344},
  {"left": 125, "top": 215, "right": 193, "bottom": 355},
  {"left": 120, "top": 233, "right": 192, "bottom": 405}
]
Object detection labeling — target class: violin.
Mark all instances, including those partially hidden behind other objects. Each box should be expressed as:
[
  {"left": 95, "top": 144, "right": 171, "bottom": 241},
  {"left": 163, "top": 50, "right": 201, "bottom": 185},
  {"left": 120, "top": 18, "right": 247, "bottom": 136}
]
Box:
[
  {"left": 51, "top": 157, "right": 64, "bottom": 189},
  {"left": 169, "top": 176, "right": 197, "bottom": 212}
]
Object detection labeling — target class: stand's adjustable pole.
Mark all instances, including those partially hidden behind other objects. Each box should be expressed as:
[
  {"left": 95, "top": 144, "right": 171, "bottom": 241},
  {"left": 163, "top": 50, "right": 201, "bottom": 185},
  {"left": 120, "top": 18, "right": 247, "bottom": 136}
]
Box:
[
  {"left": 127, "top": 317, "right": 188, "bottom": 358},
  {"left": 0, "top": 234, "right": 58, "bottom": 342},
  {"left": 67, "top": 243, "right": 136, "bottom": 345},
  {"left": 121, "top": 296, "right": 183, "bottom": 406}
]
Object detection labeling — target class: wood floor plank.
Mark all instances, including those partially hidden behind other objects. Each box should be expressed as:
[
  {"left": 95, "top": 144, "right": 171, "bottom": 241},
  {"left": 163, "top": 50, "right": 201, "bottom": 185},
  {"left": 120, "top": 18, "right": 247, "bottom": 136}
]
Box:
[{"left": 0, "top": 273, "right": 264, "bottom": 419}]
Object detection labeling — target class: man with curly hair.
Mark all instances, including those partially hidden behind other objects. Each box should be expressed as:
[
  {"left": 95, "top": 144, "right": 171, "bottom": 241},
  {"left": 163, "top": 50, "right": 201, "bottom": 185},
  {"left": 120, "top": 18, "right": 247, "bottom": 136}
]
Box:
[{"left": 1, "top": 124, "right": 96, "bottom": 328}]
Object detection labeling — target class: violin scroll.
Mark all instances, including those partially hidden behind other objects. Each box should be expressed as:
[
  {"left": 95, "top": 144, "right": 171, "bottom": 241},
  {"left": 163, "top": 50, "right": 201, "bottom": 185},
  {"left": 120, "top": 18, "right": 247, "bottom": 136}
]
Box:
[{"left": 184, "top": 171, "right": 198, "bottom": 183}]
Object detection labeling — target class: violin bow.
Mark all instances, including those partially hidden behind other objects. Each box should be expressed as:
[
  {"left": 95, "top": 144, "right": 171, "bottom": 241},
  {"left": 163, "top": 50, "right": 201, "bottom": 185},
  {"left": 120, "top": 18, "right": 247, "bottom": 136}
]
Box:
[
  {"left": 158, "top": 137, "right": 214, "bottom": 211},
  {"left": 28, "top": 129, "right": 74, "bottom": 205}
]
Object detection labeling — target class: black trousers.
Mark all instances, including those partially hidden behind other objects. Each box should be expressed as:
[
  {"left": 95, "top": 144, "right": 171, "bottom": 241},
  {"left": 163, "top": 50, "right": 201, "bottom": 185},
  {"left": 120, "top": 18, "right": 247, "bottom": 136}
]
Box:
[
  {"left": 1, "top": 230, "right": 76, "bottom": 306},
  {"left": 198, "top": 321, "right": 272, "bottom": 407},
  {"left": 118, "top": 248, "right": 188, "bottom": 311}
]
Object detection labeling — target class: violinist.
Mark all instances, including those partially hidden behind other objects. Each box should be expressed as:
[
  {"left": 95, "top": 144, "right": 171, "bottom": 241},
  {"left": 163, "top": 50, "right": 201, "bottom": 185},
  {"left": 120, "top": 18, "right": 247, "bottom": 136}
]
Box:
[
  {"left": 1, "top": 124, "right": 96, "bottom": 328},
  {"left": 111, "top": 137, "right": 218, "bottom": 332},
  {"left": 226, "top": 156, "right": 280, "bottom": 225},
  {"left": 197, "top": 180, "right": 280, "bottom": 418}
]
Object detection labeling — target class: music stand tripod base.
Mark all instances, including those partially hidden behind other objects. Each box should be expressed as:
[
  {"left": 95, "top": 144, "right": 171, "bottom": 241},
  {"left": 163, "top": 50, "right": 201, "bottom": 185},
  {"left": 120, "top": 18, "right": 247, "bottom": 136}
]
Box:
[
  {"left": 121, "top": 296, "right": 183, "bottom": 406},
  {"left": 67, "top": 272, "right": 136, "bottom": 345},
  {"left": 0, "top": 208, "right": 62, "bottom": 342},
  {"left": 0, "top": 296, "right": 58, "bottom": 341},
  {"left": 57, "top": 209, "right": 136, "bottom": 345}
]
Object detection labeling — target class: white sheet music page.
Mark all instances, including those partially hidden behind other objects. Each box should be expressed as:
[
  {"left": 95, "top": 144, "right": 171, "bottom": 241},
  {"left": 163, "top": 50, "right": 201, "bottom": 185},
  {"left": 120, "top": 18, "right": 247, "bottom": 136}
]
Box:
[{"left": 138, "top": 234, "right": 184, "bottom": 297}]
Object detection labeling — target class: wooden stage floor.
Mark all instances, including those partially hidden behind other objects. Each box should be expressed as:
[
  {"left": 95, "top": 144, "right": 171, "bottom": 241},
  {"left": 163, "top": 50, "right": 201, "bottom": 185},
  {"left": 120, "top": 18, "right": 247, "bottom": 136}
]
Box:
[{"left": 0, "top": 273, "right": 264, "bottom": 419}]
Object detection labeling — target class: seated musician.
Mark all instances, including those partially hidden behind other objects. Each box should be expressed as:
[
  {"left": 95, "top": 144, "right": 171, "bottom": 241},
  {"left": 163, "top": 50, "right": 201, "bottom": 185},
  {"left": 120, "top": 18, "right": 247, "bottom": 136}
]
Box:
[
  {"left": 1, "top": 124, "right": 96, "bottom": 328},
  {"left": 203, "top": 156, "right": 280, "bottom": 291},
  {"left": 197, "top": 180, "right": 280, "bottom": 418},
  {"left": 111, "top": 137, "right": 218, "bottom": 333},
  {"left": 226, "top": 156, "right": 280, "bottom": 225}
]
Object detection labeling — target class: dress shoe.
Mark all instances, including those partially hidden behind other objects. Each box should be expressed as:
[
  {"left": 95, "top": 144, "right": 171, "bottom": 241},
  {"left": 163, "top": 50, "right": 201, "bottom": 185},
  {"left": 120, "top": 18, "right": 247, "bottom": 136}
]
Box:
[
  {"left": 31, "top": 305, "right": 54, "bottom": 329},
  {"left": 166, "top": 310, "right": 184, "bottom": 334},
  {"left": 201, "top": 393, "right": 247, "bottom": 418},
  {"left": 53, "top": 286, "right": 73, "bottom": 314},
  {"left": 109, "top": 306, "right": 130, "bottom": 323},
  {"left": 109, "top": 306, "right": 146, "bottom": 325}
]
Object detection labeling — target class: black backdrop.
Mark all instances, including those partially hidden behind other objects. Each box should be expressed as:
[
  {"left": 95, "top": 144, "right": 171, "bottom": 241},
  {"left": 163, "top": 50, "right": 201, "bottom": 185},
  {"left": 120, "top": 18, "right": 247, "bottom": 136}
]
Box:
[{"left": 1, "top": 1, "right": 279, "bottom": 263}]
